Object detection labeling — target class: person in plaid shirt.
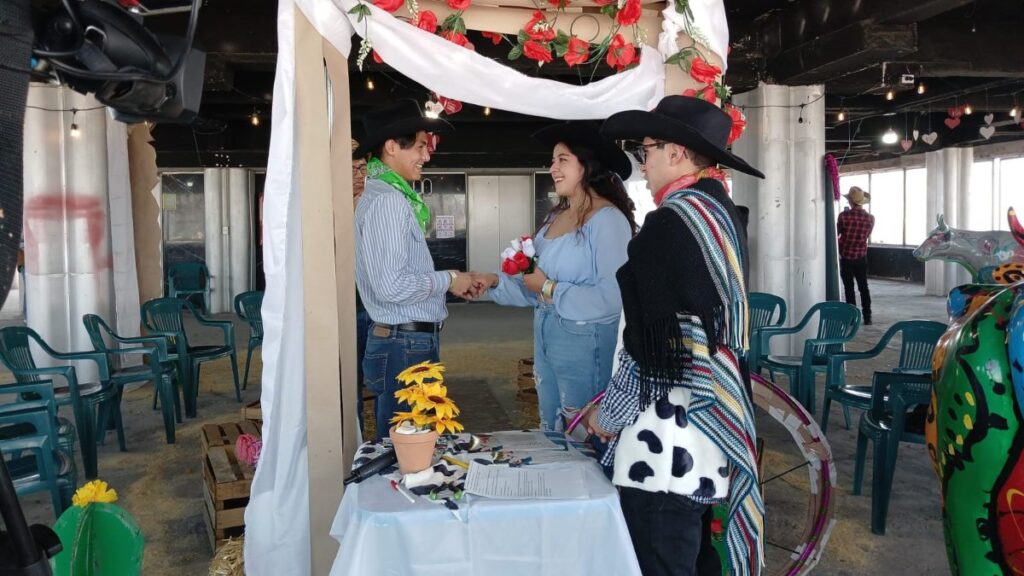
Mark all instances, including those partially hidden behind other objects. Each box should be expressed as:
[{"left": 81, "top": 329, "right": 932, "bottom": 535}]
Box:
[{"left": 837, "top": 186, "right": 874, "bottom": 324}]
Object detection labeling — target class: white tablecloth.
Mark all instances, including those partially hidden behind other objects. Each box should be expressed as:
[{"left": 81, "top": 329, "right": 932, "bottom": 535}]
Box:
[{"left": 329, "top": 460, "right": 641, "bottom": 576}]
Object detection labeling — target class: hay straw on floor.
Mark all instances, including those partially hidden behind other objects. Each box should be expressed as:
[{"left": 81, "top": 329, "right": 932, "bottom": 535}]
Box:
[{"left": 209, "top": 537, "right": 244, "bottom": 576}]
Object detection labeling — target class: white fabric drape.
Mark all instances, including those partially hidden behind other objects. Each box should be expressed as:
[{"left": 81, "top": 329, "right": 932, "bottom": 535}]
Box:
[
  {"left": 245, "top": 0, "right": 728, "bottom": 572},
  {"left": 104, "top": 117, "right": 142, "bottom": 368}
]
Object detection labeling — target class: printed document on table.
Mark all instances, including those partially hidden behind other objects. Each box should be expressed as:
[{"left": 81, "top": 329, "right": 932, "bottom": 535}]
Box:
[
  {"left": 464, "top": 463, "right": 588, "bottom": 499},
  {"left": 485, "top": 431, "right": 564, "bottom": 452}
]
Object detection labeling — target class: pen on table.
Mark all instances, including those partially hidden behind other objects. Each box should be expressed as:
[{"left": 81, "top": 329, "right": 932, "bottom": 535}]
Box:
[
  {"left": 389, "top": 480, "right": 416, "bottom": 504},
  {"left": 441, "top": 455, "right": 470, "bottom": 470}
]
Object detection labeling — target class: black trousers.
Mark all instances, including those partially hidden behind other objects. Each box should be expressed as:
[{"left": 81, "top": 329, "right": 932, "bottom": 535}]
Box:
[
  {"left": 620, "top": 488, "right": 720, "bottom": 576},
  {"left": 840, "top": 256, "right": 871, "bottom": 322}
]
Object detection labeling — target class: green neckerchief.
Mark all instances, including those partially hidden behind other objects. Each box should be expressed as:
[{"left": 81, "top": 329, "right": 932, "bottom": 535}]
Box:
[{"left": 366, "top": 157, "right": 430, "bottom": 233}]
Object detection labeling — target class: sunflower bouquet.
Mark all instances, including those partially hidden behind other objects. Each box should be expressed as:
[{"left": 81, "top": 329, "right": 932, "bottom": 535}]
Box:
[{"left": 390, "top": 361, "right": 464, "bottom": 435}]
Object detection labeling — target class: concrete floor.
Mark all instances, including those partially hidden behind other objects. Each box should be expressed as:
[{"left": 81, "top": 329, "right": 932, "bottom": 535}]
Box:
[{"left": 5, "top": 279, "right": 951, "bottom": 574}]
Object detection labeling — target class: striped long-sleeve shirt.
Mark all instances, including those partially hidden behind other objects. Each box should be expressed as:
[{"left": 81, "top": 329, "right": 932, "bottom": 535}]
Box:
[{"left": 354, "top": 178, "right": 451, "bottom": 325}]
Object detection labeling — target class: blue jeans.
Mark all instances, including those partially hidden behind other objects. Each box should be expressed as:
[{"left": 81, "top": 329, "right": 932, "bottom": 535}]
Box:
[
  {"left": 533, "top": 303, "right": 618, "bottom": 431},
  {"left": 356, "top": 308, "right": 370, "bottom": 434},
  {"left": 362, "top": 324, "right": 440, "bottom": 440}
]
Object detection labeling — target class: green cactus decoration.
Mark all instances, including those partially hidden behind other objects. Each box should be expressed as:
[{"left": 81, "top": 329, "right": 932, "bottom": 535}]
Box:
[{"left": 49, "top": 481, "right": 144, "bottom": 576}]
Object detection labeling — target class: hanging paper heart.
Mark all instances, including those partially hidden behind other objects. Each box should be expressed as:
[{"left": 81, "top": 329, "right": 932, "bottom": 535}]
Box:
[
  {"left": 984, "top": 113, "right": 995, "bottom": 125},
  {"left": 425, "top": 101, "right": 444, "bottom": 116},
  {"left": 900, "top": 139, "right": 913, "bottom": 152},
  {"left": 435, "top": 95, "right": 463, "bottom": 115},
  {"left": 979, "top": 125, "right": 996, "bottom": 140},
  {"left": 947, "top": 106, "right": 964, "bottom": 119},
  {"left": 944, "top": 117, "right": 961, "bottom": 130},
  {"left": 922, "top": 132, "right": 939, "bottom": 145},
  {"left": 913, "top": 129, "right": 920, "bottom": 141},
  {"left": 426, "top": 133, "right": 440, "bottom": 153}
]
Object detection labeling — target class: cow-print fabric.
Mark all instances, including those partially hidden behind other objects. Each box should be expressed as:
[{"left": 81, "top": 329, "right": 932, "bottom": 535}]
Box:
[{"left": 612, "top": 387, "right": 728, "bottom": 500}]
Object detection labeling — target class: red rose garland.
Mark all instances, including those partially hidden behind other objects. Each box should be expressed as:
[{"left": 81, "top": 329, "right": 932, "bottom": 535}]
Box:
[
  {"left": 564, "top": 36, "right": 589, "bottom": 67},
  {"left": 523, "top": 40, "right": 553, "bottom": 64}
]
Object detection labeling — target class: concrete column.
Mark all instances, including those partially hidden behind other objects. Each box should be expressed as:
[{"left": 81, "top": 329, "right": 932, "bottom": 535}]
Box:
[
  {"left": 228, "top": 168, "right": 251, "bottom": 304},
  {"left": 204, "top": 168, "right": 224, "bottom": 312},
  {"left": 202, "top": 168, "right": 251, "bottom": 313},
  {"left": 732, "top": 84, "right": 826, "bottom": 354},
  {"left": 23, "top": 85, "right": 115, "bottom": 381},
  {"left": 925, "top": 148, "right": 973, "bottom": 295}
]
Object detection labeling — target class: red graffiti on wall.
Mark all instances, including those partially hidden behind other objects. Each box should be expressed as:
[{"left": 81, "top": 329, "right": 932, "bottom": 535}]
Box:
[{"left": 24, "top": 195, "right": 112, "bottom": 271}]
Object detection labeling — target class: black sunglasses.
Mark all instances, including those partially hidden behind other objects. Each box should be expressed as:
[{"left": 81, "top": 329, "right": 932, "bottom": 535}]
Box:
[{"left": 625, "top": 140, "right": 669, "bottom": 164}]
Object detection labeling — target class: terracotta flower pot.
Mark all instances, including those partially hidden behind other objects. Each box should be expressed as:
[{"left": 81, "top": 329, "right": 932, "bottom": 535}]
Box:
[{"left": 389, "top": 427, "right": 439, "bottom": 474}]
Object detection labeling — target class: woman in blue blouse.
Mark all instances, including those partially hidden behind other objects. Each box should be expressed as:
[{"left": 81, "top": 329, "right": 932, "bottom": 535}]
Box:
[{"left": 475, "top": 121, "right": 637, "bottom": 430}]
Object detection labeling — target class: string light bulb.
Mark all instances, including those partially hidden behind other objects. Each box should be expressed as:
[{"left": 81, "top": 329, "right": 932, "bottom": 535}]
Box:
[
  {"left": 68, "top": 109, "right": 80, "bottom": 138},
  {"left": 882, "top": 128, "right": 898, "bottom": 144},
  {"left": 837, "top": 110, "right": 846, "bottom": 122},
  {"left": 1011, "top": 105, "right": 1021, "bottom": 119},
  {"left": 483, "top": 107, "right": 491, "bottom": 116},
  {"left": 250, "top": 110, "right": 260, "bottom": 126},
  {"left": 964, "top": 103, "right": 973, "bottom": 115},
  {"left": 917, "top": 82, "right": 926, "bottom": 95},
  {"left": 366, "top": 77, "right": 375, "bottom": 90},
  {"left": 885, "top": 88, "right": 895, "bottom": 101}
]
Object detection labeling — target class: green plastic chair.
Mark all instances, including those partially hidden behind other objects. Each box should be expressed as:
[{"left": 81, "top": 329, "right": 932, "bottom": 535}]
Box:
[
  {"left": 0, "top": 327, "right": 117, "bottom": 480},
  {"left": 141, "top": 297, "right": 240, "bottom": 418},
  {"left": 234, "top": 291, "right": 264, "bottom": 390},
  {"left": 822, "top": 320, "right": 946, "bottom": 433},
  {"left": 853, "top": 370, "right": 933, "bottom": 535},
  {"left": 747, "top": 292, "right": 787, "bottom": 374},
  {"left": 82, "top": 315, "right": 181, "bottom": 445},
  {"left": 166, "top": 261, "right": 211, "bottom": 313},
  {"left": 757, "top": 302, "right": 862, "bottom": 415},
  {"left": 0, "top": 382, "right": 76, "bottom": 517}
]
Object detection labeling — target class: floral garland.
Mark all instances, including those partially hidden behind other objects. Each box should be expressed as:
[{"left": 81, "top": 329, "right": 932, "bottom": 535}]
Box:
[
  {"left": 825, "top": 153, "right": 841, "bottom": 201},
  {"left": 351, "top": 0, "right": 748, "bottom": 143},
  {"left": 664, "top": 1, "right": 746, "bottom": 145},
  {"left": 354, "top": 0, "right": 646, "bottom": 72}
]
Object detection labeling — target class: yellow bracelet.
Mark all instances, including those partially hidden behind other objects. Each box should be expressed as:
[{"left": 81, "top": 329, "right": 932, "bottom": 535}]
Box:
[{"left": 542, "top": 279, "right": 556, "bottom": 300}]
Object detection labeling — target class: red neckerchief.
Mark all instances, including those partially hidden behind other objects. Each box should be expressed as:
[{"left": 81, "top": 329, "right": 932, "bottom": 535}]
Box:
[{"left": 654, "top": 167, "right": 731, "bottom": 206}]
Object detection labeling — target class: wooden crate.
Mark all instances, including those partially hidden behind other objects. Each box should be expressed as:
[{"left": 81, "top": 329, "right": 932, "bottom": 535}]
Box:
[
  {"left": 516, "top": 357, "right": 537, "bottom": 404},
  {"left": 241, "top": 400, "right": 262, "bottom": 423},
  {"left": 202, "top": 421, "right": 260, "bottom": 552},
  {"left": 517, "top": 357, "right": 534, "bottom": 376},
  {"left": 202, "top": 420, "right": 261, "bottom": 456}
]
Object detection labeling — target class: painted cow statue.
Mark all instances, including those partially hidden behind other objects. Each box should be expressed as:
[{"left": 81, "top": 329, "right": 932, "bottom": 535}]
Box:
[
  {"left": 926, "top": 206, "right": 1024, "bottom": 573},
  {"left": 914, "top": 212, "right": 1024, "bottom": 283}
]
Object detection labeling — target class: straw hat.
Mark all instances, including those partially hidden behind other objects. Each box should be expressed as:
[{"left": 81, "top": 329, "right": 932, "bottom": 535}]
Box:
[{"left": 845, "top": 186, "right": 870, "bottom": 205}]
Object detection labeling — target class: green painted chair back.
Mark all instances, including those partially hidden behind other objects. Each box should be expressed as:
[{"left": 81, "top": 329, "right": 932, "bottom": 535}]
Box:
[
  {"left": 896, "top": 321, "right": 947, "bottom": 371},
  {"left": 141, "top": 298, "right": 190, "bottom": 349},
  {"left": 749, "top": 292, "right": 786, "bottom": 335},
  {"left": 235, "top": 291, "right": 265, "bottom": 341},
  {"left": 810, "top": 302, "right": 862, "bottom": 358}
]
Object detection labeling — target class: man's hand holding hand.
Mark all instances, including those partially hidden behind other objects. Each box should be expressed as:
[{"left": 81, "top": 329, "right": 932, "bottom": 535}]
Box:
[{"left": 448, "top": 271, "right": 475, "bottom": 298}]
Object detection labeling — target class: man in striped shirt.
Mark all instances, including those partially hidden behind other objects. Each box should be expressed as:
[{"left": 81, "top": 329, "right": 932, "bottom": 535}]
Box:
[{"left": 353, "top": 100, "right": 476, "bottom": 438}]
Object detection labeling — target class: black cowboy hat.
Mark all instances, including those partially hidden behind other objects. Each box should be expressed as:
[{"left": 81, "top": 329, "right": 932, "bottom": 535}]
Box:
[
  {"left": 354, "top": 99, "right": 454, "bottom": 158},
  {"left": 601, "top": 96, "right": 764, "bottom": 179},
  {"left": 532, "top": 121, "right": 633, "bottom": 181}
]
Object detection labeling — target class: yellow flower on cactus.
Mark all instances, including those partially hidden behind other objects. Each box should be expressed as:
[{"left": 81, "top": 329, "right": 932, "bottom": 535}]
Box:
[
  {"left": 433, "top": 417, "right": 464, "bottom": 435},
  {"left": 396, "top": 361, "right": 445, "bottom": 386},
  {"left": 394, "top": 384, "right": 426, "bottom": 405},
  {"left": 418, "top": 386, "right": 460, "bottom": 419},
  {"left": 390, "top": 409, "right": 435, "bottom": 428},
  {"left": 72, "top": 479, "right": 118, "bottom": 508}
]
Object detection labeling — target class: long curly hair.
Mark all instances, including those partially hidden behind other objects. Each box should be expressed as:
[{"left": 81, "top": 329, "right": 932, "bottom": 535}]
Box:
[{"left": 546, "top": 142, "right": 638, "bottom": 235}]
